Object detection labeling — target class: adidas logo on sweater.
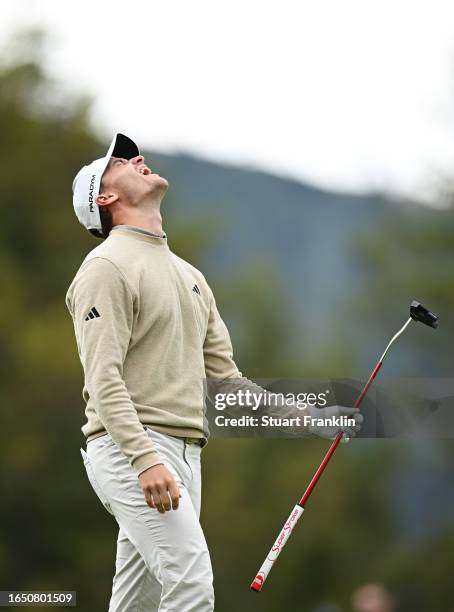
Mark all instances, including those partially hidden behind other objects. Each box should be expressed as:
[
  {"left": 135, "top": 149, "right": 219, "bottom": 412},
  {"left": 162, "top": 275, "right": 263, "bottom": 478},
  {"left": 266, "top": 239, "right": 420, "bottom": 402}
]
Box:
[
  {"left": 85, "top": 306, "right": 101, "bottom": 321},
  {"left": 192, "top": 284, "right": 201, "bottom": 295}
]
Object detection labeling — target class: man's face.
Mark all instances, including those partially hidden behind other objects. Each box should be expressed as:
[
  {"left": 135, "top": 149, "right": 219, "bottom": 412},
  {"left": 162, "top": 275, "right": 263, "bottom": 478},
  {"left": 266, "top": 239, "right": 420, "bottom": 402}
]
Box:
[{"left": 100, "top": 155, "right": 168, "bottom": 207}]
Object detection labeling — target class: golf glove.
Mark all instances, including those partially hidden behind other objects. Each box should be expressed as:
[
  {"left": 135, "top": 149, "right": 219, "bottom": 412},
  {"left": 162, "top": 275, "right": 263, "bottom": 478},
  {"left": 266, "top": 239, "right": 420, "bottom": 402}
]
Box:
[{"left": 304, "top": 404, "right": 363, "bottom": 442}]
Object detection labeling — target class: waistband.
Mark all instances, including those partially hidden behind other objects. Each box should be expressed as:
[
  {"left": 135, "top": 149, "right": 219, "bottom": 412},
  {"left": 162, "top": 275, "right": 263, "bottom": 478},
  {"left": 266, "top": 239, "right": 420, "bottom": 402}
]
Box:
[
  {"left": 175, "top": 436, "right": 204, "bottom": 447},
  {"left": 86, "top": 426, "right": 205, "bottom": 447}
]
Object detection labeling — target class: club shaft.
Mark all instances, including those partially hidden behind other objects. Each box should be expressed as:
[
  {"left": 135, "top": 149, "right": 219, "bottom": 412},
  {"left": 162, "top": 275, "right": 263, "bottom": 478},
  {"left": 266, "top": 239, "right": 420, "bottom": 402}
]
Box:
[
  {"left": 298, "top": 360, "right": 382, "bottom": 507},
  {"left": 250, "top": 363, "right": 381, "bottom": 592},
  {"left": 250, "top": 318, "right": 413, "bottom": 592}
]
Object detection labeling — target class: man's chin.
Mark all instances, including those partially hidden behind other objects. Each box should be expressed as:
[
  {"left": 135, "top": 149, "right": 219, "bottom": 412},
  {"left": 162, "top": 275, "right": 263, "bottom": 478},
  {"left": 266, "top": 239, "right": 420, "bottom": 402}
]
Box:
[
  {"left": 147, "top": 173, "right": 168, "bottom": 189},
  {"left": 141, "top": 175, "right": 168, "bottom": 202},
  {"left": 155, "top": 175, "right": 169, "bottom": 193}
]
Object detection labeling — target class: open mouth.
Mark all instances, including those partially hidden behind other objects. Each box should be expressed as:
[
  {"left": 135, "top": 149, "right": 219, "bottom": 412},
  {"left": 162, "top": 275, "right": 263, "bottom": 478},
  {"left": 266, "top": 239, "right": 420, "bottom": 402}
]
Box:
[{"left": 138, "top": 165, "right": 152, "bottom": 176}]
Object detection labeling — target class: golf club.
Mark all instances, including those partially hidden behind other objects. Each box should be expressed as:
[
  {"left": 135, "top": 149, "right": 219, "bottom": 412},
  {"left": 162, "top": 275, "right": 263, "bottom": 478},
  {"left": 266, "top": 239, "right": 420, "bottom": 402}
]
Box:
[{"left": 250, "top": 300, "right": 438, "bottom": 592}]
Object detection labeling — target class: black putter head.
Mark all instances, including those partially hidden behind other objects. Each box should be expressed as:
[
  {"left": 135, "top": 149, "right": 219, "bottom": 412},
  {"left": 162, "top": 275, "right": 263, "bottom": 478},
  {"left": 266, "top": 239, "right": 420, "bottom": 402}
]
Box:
[{"left": 410, "top": 301, "right": 438, "bottom": 328}]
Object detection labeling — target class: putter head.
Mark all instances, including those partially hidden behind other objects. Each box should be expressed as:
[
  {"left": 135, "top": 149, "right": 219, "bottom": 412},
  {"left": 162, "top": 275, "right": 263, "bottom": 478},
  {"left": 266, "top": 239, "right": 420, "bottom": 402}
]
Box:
[{"left": 410, "top": 301, "right": 438, "bottom": 328}]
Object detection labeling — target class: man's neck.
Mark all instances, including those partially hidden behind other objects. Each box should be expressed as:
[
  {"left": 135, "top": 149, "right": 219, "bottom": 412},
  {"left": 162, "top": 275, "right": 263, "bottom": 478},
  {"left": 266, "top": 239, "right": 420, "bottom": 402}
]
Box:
[
  {"left": 114, "top": 209, "right": 164, "bottom": 236},
  {"left": 113, "top": 225, "right": 166, "bottom": 239}
]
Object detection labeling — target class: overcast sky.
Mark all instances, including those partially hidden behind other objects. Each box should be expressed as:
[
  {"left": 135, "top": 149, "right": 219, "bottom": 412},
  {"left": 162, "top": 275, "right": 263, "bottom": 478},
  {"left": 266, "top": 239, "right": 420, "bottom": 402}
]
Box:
[{"left": 3, "top": 0, "right": 454, "bottom": 203}]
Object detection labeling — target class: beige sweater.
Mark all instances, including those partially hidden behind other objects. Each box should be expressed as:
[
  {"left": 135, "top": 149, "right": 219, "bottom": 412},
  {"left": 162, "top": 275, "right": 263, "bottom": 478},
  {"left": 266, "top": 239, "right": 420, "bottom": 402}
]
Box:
[{"left": 65, "top": 225, "right": 241, "bottom": 476}]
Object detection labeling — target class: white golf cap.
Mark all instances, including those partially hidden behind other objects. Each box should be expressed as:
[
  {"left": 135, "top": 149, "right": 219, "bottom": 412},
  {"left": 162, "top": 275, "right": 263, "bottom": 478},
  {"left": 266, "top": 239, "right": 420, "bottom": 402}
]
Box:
[{"left": 72, "top": 133, "right": 140, "bottom": 237}]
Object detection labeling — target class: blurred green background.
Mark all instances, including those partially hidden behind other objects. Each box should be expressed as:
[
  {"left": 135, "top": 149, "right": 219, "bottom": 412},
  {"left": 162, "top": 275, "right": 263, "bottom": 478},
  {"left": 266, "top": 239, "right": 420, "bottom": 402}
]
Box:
[{"left": 1, "top": 32, "right": 453, "bottom": 612}]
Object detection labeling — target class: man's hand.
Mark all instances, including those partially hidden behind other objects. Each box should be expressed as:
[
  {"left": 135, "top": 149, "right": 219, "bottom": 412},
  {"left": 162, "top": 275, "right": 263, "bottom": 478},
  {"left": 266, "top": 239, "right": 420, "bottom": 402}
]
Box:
[
  {"left": 305, "top": 405, "right": 363, "bottom": 442},
  {"left": 138, "top": 464, "right": 181, "bottom": 513}
]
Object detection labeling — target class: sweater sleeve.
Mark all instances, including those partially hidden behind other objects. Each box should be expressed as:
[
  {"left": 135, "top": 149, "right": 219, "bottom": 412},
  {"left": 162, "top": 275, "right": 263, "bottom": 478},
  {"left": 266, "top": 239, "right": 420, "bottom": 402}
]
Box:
[
  {"left": 66, "top": 257, "right": 162, "bottom": 476},
  {"left": 203, "top": 293, "right": 242, "bottom": 379},
  {"left": 202, "top": 290, "right": 308, "bottom": 430},
  {"left": 203, "top": 294, "right": 270, "bottom": 405}
]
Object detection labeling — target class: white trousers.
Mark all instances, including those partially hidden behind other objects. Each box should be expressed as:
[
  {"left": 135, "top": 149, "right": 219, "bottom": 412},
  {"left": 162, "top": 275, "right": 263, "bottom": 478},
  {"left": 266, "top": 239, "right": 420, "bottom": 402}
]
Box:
[{"left": 80, "top": 427, "right": 215, "bottom": 612}]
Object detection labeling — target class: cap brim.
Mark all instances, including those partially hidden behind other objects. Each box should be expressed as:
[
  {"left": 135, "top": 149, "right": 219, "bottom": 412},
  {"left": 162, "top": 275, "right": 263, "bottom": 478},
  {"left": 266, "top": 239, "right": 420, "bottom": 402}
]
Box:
[{"left": 106, "top": 133, "right": 140, "bottom": 160}]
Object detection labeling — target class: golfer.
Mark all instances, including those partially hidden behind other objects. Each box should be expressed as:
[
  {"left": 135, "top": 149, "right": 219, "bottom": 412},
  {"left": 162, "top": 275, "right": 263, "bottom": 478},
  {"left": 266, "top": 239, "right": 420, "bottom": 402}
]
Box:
[{"left": 66, "top": 133, "right": 362, "bottom": 611}]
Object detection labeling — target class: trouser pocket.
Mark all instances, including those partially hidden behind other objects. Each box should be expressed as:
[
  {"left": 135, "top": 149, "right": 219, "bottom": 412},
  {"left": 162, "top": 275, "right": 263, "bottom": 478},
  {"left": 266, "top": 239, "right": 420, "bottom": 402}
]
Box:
[
  {"left": 80, "top": 447, "right": 113, "bottom": 515},
  {"left": 182, "top": 442, "right": 194, "bottom": 480},
  {"left": 144, "top": 427, "right": 191, "bottom": 486}
]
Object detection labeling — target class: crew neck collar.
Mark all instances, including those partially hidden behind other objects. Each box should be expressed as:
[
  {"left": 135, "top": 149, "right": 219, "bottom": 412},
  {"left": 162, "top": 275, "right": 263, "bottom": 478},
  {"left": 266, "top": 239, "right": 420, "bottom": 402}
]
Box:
[{"left": 111, "top": 224, "right": 168, "bottom": 246}]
